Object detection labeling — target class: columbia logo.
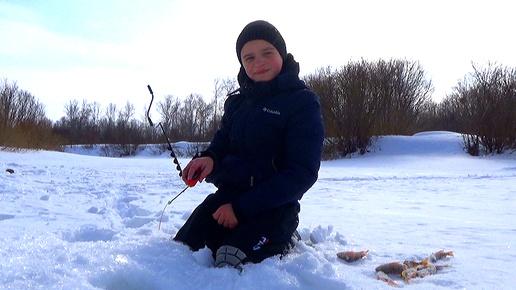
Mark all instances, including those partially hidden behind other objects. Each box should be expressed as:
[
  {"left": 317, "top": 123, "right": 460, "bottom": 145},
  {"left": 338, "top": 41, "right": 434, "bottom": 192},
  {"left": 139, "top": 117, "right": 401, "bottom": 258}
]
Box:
[{"left": 263, "top": 107, "right": 281, "bottom": 116}]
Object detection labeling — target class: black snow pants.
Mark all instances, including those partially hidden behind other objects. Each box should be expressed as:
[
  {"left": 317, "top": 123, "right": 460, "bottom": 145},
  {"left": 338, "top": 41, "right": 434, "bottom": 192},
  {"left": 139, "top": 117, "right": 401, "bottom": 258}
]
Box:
[{"left": 173, "top": 193, "right": 299, "bottom": 264}]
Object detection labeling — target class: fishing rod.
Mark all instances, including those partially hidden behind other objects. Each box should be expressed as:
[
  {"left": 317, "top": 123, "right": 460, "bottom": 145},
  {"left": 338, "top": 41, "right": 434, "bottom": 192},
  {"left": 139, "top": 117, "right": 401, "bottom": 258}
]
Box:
[{"left": 146, "top": 84, "right": 200, "bottom": 229}]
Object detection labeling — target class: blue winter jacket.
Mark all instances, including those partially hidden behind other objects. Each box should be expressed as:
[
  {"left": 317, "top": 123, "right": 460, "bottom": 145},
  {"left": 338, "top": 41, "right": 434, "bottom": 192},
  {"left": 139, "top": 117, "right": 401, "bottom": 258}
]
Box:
[{"left": 203, "top": 55, "right": 324, "bottom": 222}]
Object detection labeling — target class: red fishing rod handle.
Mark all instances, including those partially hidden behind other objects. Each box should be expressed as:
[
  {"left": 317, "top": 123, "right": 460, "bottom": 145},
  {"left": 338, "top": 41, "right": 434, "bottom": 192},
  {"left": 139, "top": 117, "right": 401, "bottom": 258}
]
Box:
[{"left": 186, "top": 168, "right": 202, "bottom": 187}]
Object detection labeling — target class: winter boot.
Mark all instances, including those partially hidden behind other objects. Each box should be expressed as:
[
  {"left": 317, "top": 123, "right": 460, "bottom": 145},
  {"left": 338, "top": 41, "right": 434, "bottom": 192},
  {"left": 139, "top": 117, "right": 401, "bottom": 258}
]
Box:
[
  {"left": 281, "top": 229, "right": 301, "bottom": 258},
  {"left": 215, "top": 245, "right": 247, "bottom": 270}
]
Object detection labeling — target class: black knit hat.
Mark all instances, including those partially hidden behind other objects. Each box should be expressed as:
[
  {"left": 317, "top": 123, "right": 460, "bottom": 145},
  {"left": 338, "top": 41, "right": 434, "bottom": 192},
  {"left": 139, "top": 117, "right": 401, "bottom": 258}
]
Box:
[{"left": 236, "top": 20, "right": 287, "bottom": 65}]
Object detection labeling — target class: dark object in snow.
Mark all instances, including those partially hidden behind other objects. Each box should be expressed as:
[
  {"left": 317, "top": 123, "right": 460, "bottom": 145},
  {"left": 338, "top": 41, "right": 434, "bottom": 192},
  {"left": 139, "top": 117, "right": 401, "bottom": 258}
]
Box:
[
  {"left": 377, "top": 271, "right": 399, "bottom": 287},
  {"left": 374, "top": 249, "right": 454, "bottom": 286},
  {"left": 402, "top": 264, "right": 452, "bottom": 284},
  {"left": 429, "top": 250, "right": 454, "bottom": 262},
  {"left": 403, "top": 257, "right": 430, "bottom": 268},
  {"left": 337, "top": 249, "right": 369, "bottom": 262},
  {"left": 6, "top": 168, "right": 14, "bottom": 174},
  {"left": 375, "top": 261, "right": 406, "bottom": 275}
]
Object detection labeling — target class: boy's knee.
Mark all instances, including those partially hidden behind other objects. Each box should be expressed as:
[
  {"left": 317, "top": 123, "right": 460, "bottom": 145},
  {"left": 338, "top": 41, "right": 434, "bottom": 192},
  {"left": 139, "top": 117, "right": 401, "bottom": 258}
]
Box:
[{"left": 214, "top": 245, "right": 247, "bottom": 270}]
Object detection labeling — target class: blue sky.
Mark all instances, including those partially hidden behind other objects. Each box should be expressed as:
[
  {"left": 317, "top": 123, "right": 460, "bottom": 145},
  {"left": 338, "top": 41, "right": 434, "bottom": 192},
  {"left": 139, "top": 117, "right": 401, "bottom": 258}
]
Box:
[{"left": 1, "top": 0, "right": 515, "bottom": 121}]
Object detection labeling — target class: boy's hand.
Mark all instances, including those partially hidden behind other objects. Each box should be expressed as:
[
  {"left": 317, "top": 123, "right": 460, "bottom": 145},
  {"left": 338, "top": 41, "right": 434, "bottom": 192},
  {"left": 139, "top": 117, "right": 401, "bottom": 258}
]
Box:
[
  {"left": 182, "top": 156, "right": 214, "bottom": 185},
  {"left": 213, "top": 203, "right": 238, "bottom": 229}
]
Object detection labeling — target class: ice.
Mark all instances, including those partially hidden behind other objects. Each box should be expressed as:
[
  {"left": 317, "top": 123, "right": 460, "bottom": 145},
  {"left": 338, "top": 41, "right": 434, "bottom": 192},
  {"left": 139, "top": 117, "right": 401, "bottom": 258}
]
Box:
[{"left": 1, "top": 131, "right": 515, "bottom": 289}]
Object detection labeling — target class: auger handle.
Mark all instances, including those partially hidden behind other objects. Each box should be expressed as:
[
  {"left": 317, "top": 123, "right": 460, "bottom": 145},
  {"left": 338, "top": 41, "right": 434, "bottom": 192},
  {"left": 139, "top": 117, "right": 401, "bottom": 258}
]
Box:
[{"left": 186, "top": 169, "right": 201, "bottom": 187}]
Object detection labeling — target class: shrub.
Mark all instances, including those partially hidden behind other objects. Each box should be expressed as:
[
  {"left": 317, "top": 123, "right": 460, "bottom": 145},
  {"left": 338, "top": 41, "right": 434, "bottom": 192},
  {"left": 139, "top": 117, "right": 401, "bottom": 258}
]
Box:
[
  {"left": 305, "top": 59, "right": 433, "bottom": 158},
  {"left": 444, "top": 63, "right": 516, "bottom": 155}
]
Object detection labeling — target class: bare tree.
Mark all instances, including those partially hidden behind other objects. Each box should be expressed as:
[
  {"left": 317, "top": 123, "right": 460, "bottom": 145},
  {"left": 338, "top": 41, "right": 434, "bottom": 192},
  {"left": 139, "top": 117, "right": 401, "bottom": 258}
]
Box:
[
  {"left": 0, "top": 78, "right": 18, "bottom": 128},
  {"left": 180, "top": 94, "right": 202, "bottom": 140},
  {"left": 60, "top": 99, "right": 95, "bottom": 145},
  {"left": 446, "top": 62, "right": 516, "bottom": 155},
  {"left": 100, "top": 103, "right": 117, "bottom": 143},
  {"left": 111, "top": 101, "right": 143, "bottom": 156},
  {"left": 305, "top": 59, "right": 434, "bottom": 158},
  {"left": 194, "top": 95, "right": 213, "bottom": 141},
  {"left": 0, "top": 78, "right": 55, "bottom": 149},
  {"left": 369, "top": 59, "right": 434, "bottom": 135},
  {"left": 157, "top": 95, "right": 182, "bottom": 141},
  {"left": 212, "top": 77, "right": 237, "bottom": 132}
]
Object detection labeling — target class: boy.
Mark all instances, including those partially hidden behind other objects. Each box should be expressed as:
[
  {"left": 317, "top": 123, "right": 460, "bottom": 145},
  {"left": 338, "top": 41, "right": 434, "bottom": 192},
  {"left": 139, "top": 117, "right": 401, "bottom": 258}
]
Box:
[{"left": 174, "top": 20, "right": 324, "bottom": 269}]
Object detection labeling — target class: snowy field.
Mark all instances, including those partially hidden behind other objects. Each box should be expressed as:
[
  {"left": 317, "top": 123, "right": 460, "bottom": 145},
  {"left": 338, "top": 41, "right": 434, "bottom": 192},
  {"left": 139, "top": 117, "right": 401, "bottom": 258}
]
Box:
[{"left": 1, "top": 131, "right": 515, "bottom": 289}]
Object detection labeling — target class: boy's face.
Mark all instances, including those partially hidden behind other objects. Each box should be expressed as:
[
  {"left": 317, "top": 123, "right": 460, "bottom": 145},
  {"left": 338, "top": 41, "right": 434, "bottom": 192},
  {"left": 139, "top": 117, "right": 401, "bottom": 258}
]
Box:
[{"left": 240, "top": 39, "right": 283, "bottom": 82}]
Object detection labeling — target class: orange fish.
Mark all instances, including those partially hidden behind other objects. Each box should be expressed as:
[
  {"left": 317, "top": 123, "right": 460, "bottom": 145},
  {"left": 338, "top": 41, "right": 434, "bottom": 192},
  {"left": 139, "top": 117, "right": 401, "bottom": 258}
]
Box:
[
  {"left": 402, "top": 264, "right": 452, "bottom": 283},
  {"left": 403, "top": 257, "right": 430, "bottom": 268},
  {"left": 402, "top": 265, "right": 436, "bottom": 283},
  {"left": 375, "top": 262, "right": 407, "bottom": 275},
  {"left": 377, "top": 271, "right": 399, "bottom": 287},
  {"left": 402, "top": 268, "right": 416, "bottom": 283},
  {"left": 429, "top": 250, "right": 454, "bottom": 262},
  {"left": 435, "top": 264, "right": 452, "bottom": 270},
  {"left": 337, "top": 249, "right": 369, "bottom": 262}
]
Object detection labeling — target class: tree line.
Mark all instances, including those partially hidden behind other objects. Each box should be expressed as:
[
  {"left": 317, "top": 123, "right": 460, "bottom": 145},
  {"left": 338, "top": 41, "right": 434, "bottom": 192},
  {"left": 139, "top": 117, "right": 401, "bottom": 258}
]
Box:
[
  {"left": 304, "top": 59, "right": 515, "bottom": 157},
  {"left": 305, "top": 59, "right": 434, "bottom": 157},
  {"left": 1, "top": 59, "right": 515, "bottom": 157},
  {"left": 436, "top": 63, "right": 516, "bottom": 155},
  {"left": 0, "top": 78, "right": 58, "bottom": 150},
  {"left": 50, "top": 78, "right": 237, "bottom": 156},
  {"left": 0, "top": 77, "right": 237, "bottom": 155}
]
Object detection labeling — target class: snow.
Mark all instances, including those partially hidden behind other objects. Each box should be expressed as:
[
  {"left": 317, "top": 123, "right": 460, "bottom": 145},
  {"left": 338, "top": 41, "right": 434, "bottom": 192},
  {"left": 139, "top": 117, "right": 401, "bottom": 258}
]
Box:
[{"left": 1, "top": 131, "right": 515, "bottom": 289}]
